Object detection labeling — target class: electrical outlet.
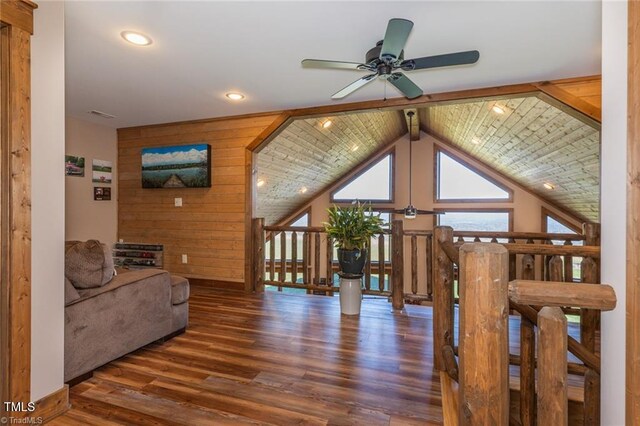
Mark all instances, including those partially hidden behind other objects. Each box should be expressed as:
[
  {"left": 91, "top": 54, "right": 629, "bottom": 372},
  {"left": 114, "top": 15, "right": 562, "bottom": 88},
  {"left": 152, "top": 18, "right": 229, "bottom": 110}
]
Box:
[
  {"left": 181, "top": 254, "right": 188, "bottom": 264},
  {"left": 174, "top": 197, "right": 182, "bottom": 207}
]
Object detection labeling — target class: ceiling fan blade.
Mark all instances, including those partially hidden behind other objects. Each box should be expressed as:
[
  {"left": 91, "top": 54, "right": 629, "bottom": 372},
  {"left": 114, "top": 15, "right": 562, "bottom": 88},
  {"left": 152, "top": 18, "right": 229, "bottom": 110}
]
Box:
[
  {"left": 401, "top": 50, "right": 480, "bottom": 71},
  {"left": 388, "top": 73, "right": 423, "bottom": 99},
  {"left": 416, "top": 210, "right": 444, "bottom": 215},
  {"left": 302, "top": 59, "right": 368, "bottom": 71},
  {"left": 380, "top": 18, "right": 414, "bottom": 61},
  {"left": 376, "top": 208, "right": 405, "bottom": 214},
  {"left": 331, "top": 74, "right": 377, "bottom": 99}
]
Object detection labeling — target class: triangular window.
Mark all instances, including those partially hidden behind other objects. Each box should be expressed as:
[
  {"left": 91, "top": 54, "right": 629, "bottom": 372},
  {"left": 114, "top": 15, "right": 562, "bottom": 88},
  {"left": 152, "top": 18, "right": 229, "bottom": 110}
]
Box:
[
  {"left": 436, "top": 150, "right": 511, "bottom": 201},
  {"left": 331, "top": 153, "right": 393, "bottom": 202}
]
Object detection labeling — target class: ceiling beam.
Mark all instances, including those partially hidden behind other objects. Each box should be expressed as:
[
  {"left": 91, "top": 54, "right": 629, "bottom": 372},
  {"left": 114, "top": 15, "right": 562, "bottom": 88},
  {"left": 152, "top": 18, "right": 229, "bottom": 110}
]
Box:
[
  {"left": 404, "top": 109, "right": 420, "bottom": 141},
  {"left": 533, "top": 81, "right": 601, "bottom": 123}
]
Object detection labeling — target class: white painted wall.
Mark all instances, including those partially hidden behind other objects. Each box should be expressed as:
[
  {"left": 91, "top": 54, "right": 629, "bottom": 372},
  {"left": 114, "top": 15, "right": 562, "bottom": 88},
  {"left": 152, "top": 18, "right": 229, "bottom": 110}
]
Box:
[
  {"left": 31, "top": 1, "right": 65, "bottom": 401},
  {"left": 601, "top": 1, "right": 627, "bottom": 424},
  {"left": 65, "top": 116, "right": 118, "bottom": 248}
]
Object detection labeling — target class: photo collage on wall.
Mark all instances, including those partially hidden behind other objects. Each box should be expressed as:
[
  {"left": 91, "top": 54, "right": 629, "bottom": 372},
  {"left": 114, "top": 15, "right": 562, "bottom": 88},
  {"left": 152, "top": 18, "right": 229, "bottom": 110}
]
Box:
[{"left": 65, "top": 154, "right": 113, "bottom": 201}]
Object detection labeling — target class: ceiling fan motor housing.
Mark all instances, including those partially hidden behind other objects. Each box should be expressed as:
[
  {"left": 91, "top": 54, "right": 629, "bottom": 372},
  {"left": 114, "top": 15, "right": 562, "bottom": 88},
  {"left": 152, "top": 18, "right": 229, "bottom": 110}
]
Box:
[{"left": 366, "top": 40, "right": 404, "bottom": 67}]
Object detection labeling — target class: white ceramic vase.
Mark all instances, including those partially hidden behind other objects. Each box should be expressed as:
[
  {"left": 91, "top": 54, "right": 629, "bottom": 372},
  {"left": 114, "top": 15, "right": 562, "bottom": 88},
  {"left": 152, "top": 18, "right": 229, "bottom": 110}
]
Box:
[{"left": 339, "top": 277, "right": 362, "bottom": 315}]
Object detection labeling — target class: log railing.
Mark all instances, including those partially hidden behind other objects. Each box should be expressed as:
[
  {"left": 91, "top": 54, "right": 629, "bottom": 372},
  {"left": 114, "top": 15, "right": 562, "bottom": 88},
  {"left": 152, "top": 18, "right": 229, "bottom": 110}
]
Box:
[
  {"left": 436, "top": 242, "right": 613, "bottom": 426},
  {"left": 254, "top": 220, "right": 397, "bottom": 297}
]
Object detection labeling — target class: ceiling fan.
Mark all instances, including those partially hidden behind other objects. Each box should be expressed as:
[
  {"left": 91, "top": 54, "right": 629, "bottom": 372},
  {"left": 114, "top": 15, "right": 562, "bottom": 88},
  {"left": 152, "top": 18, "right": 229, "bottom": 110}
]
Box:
[
  {"left": 378, "top": 112, "right": 443, "bottom": 219},
  {"left": 301, "top": 18, "right": 480, "bottom": 100}
]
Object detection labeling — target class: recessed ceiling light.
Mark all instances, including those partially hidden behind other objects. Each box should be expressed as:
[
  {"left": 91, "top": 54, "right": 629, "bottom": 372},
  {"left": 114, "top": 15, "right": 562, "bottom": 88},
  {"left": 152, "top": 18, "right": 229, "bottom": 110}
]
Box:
[
  {"left": 225, "top": 92, "right": 245, "bottom": 101},
  {"left": 492, "top": 105, "right": 505, "bottom": 114},
  {"left": 121, "top": 31, "right": 152, "bottom": 46},
  {"left": 471, "top": 137, "right": 480, "bottom": 145},
  {"left": 543, "top": 182, "right": 555, "bottom": 190},
  {"left": 351, "top": 145, "right": 359, "bottom": 152},
  {"left": 257, "top": 179, "right": 265, "bottom": 188},
  {"left": 299, "top": 186, "right": 308, "bottom": 194},
  {"left": 322, "top": 120, "right": 332, "bottom": 129}
]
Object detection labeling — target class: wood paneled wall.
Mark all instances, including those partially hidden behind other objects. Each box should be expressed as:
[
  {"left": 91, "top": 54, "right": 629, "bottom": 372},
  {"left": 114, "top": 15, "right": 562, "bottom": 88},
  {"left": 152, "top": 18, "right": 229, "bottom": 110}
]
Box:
[{"left": 117, "top": 113, "right": 281, "bottom": 284}]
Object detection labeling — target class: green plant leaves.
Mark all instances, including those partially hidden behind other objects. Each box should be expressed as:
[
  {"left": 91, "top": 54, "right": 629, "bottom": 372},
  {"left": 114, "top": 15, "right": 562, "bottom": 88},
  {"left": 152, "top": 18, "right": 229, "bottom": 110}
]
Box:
[{"left": 323, "top": 201, "right": 386, "bottom": 250}]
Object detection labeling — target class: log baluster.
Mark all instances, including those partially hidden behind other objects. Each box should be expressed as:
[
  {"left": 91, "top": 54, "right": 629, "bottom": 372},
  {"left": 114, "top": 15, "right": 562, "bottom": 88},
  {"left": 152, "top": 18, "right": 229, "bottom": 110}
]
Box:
[
  {"left": 458, "top": 243, "right": 509, "bottom": 425},
  {"left": 253, "top": 218, "right": 265, "bottom": 293},
  {"left": 269, "top": 232, "right": 276, "bottom": 282},
  {"left": 583, "top": 369, "right": 600, "bottom": 425},
  {"left": 411, "top": 235, "right": 418, "bottom": 295},
  {"left": 378, "top": 234, "right": 385, "bottom": 292},
  {"left": 549, "top": 255, "right": 564, "bottom": 282},
  {"left": 563, "top": 239, "right": 574, "bottom": 283},
  {"left": 326, "top": 236, "right": 334, "bottom": 296},
  {"left": 522, "top": 254, "right": 535, "bottom": 281},
  {"left": 508, "top": 237, "right": 516, "bottom": 281},
  {"left": 302, "top": 232, "right": 309, "bottom": 293},
  {"left": 520, "top": 317, "right": 536, "bottom": 426},
  {"left": 365, "top": 239, "right": 372, "bottom": 291},
  {"left": 581, "top": 256, "right": 599, "bottom": 352},
  {"left": 537, "top": 307, "right": 568, "bottom": 426},
  {"left": 279, "top": 231, "right": 286, "bottom": 290},
  {"left": 426, "top": 234, "right": 433, "bottom": 300},
  {"left": 391, "top": 220, "right": 404, "bottom": 310},
  {"left": 433, "top": 226, "right": 454, "bottom": 372},
  {"left": 291, "top": 231, "right": 298, "bottom": 285},
  {"left": 314, "top": 232, "right": 321, "bottom": 287}
]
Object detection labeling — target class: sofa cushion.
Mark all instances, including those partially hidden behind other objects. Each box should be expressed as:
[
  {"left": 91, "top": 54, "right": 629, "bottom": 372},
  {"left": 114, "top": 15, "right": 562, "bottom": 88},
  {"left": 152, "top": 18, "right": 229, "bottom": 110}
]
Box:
[
  {"left": 170, "top": 275, "right": 190, "bottom": 305},
  {"left": 65, "top": 240, "right": 115, "bottom": 289},
  {"left": 65, "top": 277, "right": 81, "bottom": 305},
  {"left": 70, "top": 269, "right": 169, "bottom": 306}
]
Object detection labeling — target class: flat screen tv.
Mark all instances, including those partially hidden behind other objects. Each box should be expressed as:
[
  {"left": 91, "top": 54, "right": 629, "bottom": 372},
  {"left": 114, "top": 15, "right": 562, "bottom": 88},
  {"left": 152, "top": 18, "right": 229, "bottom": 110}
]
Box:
[{"left": 141, "top": 143, "right": 211, "bottom": 188}]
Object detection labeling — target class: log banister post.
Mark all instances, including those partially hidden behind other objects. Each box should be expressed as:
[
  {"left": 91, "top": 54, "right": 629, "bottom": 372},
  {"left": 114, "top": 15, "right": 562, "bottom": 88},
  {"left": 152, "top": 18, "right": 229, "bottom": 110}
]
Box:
[
  {"left": 391, "top": 220, "right": 404, "bottom": 310},
  {"left": 253, "top": 218, "right": 265, "bottom": 292},
  {"left": 458, "top": 243, "right": 509, "bottom": 425},
  {"left": 433, "top": 226, "right": 454, "bottom": 372}
]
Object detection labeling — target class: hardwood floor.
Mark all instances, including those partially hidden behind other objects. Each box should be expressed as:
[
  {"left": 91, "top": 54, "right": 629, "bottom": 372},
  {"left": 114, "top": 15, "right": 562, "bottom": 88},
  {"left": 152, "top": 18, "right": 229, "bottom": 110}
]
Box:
[{"left": 51, "top": 286, "right": 444, "bottom": 425}]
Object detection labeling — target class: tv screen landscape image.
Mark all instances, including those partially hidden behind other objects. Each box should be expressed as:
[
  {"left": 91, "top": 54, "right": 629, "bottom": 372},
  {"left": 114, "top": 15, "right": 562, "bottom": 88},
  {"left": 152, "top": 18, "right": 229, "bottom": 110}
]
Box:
[{"left": 141, "top": 143, "right": 211, "bottom": 188}]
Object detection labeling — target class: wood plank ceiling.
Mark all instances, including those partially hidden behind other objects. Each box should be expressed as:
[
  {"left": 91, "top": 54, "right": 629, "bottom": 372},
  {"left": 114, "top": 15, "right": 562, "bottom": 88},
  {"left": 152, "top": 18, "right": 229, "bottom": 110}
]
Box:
[
  {"left": 256, "top": 93, "right": 601, "bottom": 225},
  {"left": 419, "top": 95, "right": 600, "bottom": 221},
  {"left": 256, "top": 110, "right": 406, "bottom": 225}
]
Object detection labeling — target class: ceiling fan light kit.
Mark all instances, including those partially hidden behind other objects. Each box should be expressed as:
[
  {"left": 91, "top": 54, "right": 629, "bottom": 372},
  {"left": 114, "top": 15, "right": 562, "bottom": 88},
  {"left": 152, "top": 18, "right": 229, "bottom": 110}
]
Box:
[{"left": 302, "top": 18, "right": 480, "bottom": 100}]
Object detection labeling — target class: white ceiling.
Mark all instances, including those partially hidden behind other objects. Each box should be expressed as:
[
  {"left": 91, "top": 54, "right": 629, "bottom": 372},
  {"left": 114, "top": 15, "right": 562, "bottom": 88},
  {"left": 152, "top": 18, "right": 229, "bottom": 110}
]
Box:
[{"left": 64, "top": 1, "right": 602, "bottom": 129}]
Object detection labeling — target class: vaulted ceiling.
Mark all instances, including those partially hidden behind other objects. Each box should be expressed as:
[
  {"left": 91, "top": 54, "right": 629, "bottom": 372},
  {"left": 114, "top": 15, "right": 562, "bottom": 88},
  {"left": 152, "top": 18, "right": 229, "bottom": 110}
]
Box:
[
  {"left": 256, "top": 111, "right": 406, "bottom": 224},
  {"left": 256, "top": 84, "right": 601, "bottom": 225},
  {"left": 420, "top": 95, "right": 600, "bottom": 221}
]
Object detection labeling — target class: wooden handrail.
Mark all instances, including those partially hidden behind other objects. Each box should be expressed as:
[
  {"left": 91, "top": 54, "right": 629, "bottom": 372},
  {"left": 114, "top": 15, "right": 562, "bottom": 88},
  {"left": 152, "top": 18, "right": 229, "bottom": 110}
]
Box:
[
  {"left": 453, "top": 230, "right": 585, "bottom": 241},
  {"left": 499, "top": 243, "right": 599, "bottom": 257},
  {"left": 263, "top": 225, "right": 391, "bottom": 234},
  {"left": 509, "top": 280, "right": 617, "bottom": 311}
]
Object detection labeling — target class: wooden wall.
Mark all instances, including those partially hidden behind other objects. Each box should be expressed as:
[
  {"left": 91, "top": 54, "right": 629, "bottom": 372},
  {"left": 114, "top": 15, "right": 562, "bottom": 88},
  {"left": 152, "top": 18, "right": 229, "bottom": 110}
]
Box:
[{"left": 117, "top": 113, "right": 281, "bottom": 284}]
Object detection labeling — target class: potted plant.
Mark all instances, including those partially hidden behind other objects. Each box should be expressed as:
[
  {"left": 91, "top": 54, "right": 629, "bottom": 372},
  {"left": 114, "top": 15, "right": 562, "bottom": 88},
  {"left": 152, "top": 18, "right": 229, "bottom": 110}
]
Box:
[{"left": 324, "top": 202, "right": 385, "bottom": 315}]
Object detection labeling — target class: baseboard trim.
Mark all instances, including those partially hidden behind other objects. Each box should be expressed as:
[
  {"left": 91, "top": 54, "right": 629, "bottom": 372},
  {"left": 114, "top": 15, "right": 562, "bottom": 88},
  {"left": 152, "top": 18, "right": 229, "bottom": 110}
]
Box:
[
  {"left": 33, "top": 385, "right": 69, "bottom": 423},
  {"left": 187, "top": 278, "right": 245, "bottom": 291}
]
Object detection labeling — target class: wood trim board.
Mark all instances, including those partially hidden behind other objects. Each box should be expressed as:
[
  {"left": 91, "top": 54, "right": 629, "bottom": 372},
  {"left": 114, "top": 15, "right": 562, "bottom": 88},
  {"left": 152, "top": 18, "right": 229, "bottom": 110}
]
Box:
[
  {"left": 31, "top": 385, "right": 69, "bottom": 423},
  {"left": 0, "top": 1, "right": 35, "bottom": 417},
  {"left": 627, "top": 1, "right": 640, "bottom": 423}
]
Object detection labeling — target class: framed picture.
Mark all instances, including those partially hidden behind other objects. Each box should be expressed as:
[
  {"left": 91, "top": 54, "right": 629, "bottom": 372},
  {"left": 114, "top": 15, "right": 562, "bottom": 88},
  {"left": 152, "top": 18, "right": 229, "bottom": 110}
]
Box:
[
  {"left": 92, "top": 159, "right": 113, "bottom": 184},
  {"left": 94, "top": 187, "right": 111, "bottom": 201},
  {"left": 65, "top": 155, "right": 85, "bottom": 177},
  {"left": 141, "top": 143, "right": 211, "bottom": 188}
]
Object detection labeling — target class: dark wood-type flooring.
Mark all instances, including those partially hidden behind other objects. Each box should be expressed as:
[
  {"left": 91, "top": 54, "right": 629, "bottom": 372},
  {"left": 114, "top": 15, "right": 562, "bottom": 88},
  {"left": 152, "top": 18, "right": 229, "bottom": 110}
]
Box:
[{"left": 50, "top": 285, "right": 582, "bottom": 425}]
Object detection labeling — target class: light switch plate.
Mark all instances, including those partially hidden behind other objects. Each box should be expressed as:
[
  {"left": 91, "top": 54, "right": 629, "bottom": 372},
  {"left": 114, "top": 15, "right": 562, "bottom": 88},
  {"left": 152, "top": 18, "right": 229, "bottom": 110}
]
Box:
[
  {"left": 181, "top": 254, "right": 188, "bottom": 264},
  {"left": 174, "top": 197, "right": 182, "bottom": 207}
]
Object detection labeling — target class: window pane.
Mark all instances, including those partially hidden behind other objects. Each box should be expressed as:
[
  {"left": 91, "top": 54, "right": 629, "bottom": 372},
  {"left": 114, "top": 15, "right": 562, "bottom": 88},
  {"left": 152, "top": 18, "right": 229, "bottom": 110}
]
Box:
[
  {"left": 438, "top": 152, "right": 509, "bottom": 200},
  {"left": 290, "top": 213, "right": 309, "bottom": 227},
  {"left": 439, "top": 211, "right": 510, "bottom": 232},
  {"left": 332, "top": 155, "right": 391, "bottom": 201}
]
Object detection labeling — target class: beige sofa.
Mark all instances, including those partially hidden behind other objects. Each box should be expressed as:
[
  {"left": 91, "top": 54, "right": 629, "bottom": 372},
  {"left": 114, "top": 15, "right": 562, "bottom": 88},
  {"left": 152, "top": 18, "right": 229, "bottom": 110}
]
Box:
[{"left": 64, "top": 240, "right": 189, "bottom": 382}]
